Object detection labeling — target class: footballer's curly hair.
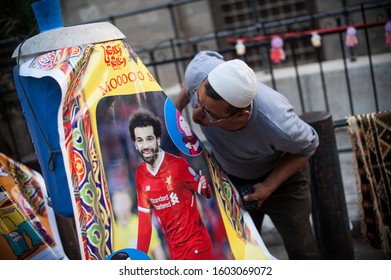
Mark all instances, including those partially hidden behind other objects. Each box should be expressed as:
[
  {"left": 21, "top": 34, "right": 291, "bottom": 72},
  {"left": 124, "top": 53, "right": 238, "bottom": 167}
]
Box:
[{"left": 128, "top": 109, "right": 162, "bottom": 141}]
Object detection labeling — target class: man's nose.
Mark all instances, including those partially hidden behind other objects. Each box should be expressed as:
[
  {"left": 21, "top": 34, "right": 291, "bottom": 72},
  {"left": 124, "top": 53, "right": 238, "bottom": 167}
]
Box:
[
  {"left": 192, "top": 104, "right": 205, "bottom": 124},
  {"left": 140, "top": 140, "right": 149, "bottom": 149}
]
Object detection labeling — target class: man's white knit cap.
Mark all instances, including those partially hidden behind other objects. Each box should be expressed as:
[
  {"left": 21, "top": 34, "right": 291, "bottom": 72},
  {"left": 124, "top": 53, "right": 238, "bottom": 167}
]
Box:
[{"left": 208, "top": 59, "right": 256, "bottom": 108}]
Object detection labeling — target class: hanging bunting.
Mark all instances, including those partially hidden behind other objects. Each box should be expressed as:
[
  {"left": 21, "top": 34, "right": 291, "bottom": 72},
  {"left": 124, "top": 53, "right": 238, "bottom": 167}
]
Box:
[
  {"left": 385, "top": 21, "right": 391, "bottom": 47},
  {"left": 311, "top": 32, "right": 321, "bottom": 47},
  {"left": 345, "top": 26, "right": 358, "bottom": 62},
  {"left": 235, "top": 39, "right": 246, "bottom": 56},
  {"left": 270, "top": 36, "right": 285, "bottom": 64},
  {"left": 226, "top": 20, "right": 387, "bottom": 58}
]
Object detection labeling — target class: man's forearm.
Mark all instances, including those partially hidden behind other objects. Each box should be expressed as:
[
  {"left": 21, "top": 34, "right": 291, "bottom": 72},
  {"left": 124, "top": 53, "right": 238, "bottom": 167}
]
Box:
[
  {"left": 264, "top": 153, "right": 309, "bottom": 192},
  {"left": 173, "top": 84, "right": 190, "bottom": 112},
  {"left": 137, "top": 211, "right": 153, "bottom": 253}
]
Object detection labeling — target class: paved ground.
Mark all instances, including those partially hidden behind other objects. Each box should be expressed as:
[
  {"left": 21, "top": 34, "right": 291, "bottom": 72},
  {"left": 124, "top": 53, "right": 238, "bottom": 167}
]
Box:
[
  {"left": 261, "top": 215, "right": 385, "bottom": 260},
  {"left": 260, "top": 127, "right": 386, "bottom": 260}
]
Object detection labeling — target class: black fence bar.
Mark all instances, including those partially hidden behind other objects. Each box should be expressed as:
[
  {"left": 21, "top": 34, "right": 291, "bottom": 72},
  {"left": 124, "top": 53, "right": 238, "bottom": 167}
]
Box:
[
  {"left": 315, "top": 47, "right": 329, "bottom": 112},
  {"left": 360, "top": 4, "right": 379, "bottom": 112},
  {"left": 287, "top": 33, "right": 306, "bottom": 113},
  {"left": 310, "top": 14, "right": 329, "bottom": 112},
  {"left": 169, "top": 38, "right": 183, "bottom": 86},
  {"left": 261, "top": 24, "right": 277, "bottom": 90},
  {"left": 149, "top": 50, "right": 159, "bottom": 82},
  {"left": 337, "top": 17, "right": 355, "bottom": 116}
]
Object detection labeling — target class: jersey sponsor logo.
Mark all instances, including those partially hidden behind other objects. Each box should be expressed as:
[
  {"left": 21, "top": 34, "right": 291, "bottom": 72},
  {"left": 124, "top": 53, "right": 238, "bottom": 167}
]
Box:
[
  {"left": 170, "top": 192, "right": 179, "bottom": 205},
  {"left": 150, "top": 192, "right": 180, "bottom": 210},
  {"left": 151, "top": 194, "right": 170, "bottom": 210},
  {"left": 150, "top": 194, "right": 169, "bottom": 204}
]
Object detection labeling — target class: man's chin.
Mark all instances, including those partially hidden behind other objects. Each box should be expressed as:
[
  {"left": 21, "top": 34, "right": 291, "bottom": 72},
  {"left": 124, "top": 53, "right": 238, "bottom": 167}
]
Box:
[
  {"left": 193, "top": 119, "right": 208, "bottom": 126},
  {"left": 143, "top": 156, "right": 155, "bottom": 165}
]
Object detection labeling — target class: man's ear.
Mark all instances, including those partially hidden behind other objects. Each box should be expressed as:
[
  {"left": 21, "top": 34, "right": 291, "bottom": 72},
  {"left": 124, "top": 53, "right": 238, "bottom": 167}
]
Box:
[
  {"left": 134, "top": 142, "right": 138, "bottom": 150},
  {"left": 235, "top": 109, "right": 250, "bottom": 120},
  {"left": 157, "top": 137, "right": 161, "bottom": 147}
]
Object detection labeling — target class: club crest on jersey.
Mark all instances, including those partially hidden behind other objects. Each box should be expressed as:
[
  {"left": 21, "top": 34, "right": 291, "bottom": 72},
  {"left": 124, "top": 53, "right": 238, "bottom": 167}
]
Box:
[{"left": 165, "top": 175, "right": 173, "bottom": 191}]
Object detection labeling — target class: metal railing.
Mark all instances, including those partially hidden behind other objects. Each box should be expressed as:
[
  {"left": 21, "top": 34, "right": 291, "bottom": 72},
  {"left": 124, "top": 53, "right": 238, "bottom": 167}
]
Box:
[
  {"left": 133, "top": 2, "right": 389, "bottom": 118},
  {"left": 0, "top": 1, "right": 390, "bottom": 162},
  {"left": 79, "top": 1, "right": 390, "bottom": 123}
]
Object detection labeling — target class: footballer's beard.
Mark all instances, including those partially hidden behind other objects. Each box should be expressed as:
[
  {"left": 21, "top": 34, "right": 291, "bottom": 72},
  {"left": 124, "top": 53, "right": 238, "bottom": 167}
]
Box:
[{"left": 139, "top": 145, "right": 160, "bottom": 166}]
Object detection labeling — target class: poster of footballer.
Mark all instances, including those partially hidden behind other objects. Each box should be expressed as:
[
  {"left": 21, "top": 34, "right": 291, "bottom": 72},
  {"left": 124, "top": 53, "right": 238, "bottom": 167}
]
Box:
[{"left": 17, "top": 39, "right": 275, "bottom": 260}]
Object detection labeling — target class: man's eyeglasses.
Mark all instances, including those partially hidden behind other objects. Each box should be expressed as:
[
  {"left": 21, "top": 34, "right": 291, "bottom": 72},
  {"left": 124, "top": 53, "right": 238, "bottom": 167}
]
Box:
[{"left": 192, "top": 87, "right": 230, "bottom": 124}]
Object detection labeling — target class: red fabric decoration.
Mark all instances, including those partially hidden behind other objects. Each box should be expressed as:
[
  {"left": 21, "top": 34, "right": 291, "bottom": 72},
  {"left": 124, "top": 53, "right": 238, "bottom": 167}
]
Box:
[
  {"left": 345, "top": 26, "right": 358, "bottom": 47},
  {"left": 235, "top": 40, "right": 246, "bottom": 56},
  {"left": 385, "top": 21, "right": 391, "bottom": 47},
  {"left": 270, "top": 36, "right": 285, "bottom": 64},
  {"left": 311, "top": 32, "right": 321, "bottom": 47}
]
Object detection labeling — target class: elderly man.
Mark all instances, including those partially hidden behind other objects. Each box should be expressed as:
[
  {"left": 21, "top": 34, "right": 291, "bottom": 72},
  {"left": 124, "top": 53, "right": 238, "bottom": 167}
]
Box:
[{"left": 174, "top": 51, "right": 320, "bottom": 259}]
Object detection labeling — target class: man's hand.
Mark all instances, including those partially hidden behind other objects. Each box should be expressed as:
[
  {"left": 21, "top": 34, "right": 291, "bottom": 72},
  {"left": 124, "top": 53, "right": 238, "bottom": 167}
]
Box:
[
  {"left": 198, "top": 170, "right": 208, "bottom": 189},
  {"left": 243, "top": 182, "right": 274, "bottom": 208},
  {"left": 173, "top": 83, "right": 190, "bottom": 112},
  {"left": 198, "top": 170, "right": 212, "bottom": 198},
  {"left": 243, "top": 154, "right": 310, "bottom": 208}
]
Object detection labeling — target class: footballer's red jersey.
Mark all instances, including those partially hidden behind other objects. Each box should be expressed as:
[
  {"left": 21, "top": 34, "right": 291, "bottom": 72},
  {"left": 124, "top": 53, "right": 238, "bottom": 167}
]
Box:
[{"left": 136, "top": 151, "right": 212, "bottom": 259}]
